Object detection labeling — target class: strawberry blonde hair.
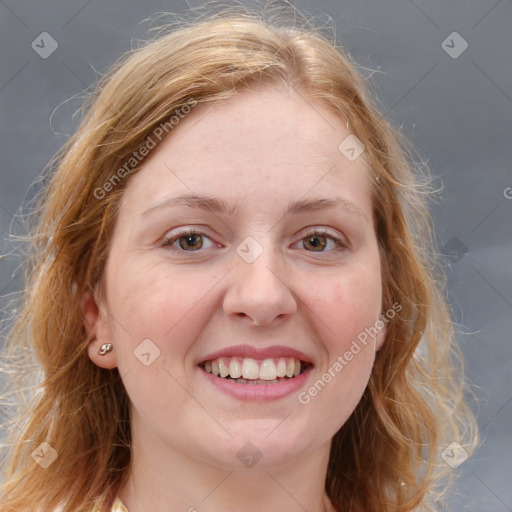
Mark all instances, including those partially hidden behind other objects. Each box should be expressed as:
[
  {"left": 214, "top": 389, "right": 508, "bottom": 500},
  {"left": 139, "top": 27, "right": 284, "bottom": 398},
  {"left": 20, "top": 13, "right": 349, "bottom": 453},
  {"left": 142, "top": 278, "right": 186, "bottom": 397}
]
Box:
[{"left": 0, "top": 3, "right": 477, "bottom": 511}]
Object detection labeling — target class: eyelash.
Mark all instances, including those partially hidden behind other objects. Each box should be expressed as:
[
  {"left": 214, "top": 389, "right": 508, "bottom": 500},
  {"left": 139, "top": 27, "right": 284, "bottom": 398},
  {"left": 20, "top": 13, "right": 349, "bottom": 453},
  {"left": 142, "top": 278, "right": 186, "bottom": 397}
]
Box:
[{"left": 160, "top": 227, "right": 347, "bottom": 257}]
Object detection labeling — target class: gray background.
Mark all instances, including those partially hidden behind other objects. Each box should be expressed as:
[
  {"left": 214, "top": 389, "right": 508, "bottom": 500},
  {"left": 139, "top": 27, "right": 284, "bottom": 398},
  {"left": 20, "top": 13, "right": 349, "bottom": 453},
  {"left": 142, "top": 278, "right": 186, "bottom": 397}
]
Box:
[{"left": 1, "top": 1, "right": 511, "bottom": 510}]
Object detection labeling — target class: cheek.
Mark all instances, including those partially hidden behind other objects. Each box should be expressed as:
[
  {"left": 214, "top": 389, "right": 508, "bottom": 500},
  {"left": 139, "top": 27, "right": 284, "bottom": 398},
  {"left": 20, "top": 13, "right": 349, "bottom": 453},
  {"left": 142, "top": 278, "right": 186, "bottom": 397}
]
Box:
[
  {"left": 108, "top": 269, "right": 208, "bottom": 421},
  {"left": 109, "top": 261, "right": 214, "bottom": 342},
  {"left": 298, "top": 272, "right": 381, "bottom": 438},
  {"left": 315, "top": 267, "right": 382, "bottom": 348}
]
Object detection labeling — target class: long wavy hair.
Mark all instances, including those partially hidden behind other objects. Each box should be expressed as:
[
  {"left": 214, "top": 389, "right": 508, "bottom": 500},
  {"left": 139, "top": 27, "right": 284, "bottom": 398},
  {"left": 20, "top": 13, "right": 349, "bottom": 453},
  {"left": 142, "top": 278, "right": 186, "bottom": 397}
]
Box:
[{"left": 0, "top": 3, "right": 478, "bottom": 511}]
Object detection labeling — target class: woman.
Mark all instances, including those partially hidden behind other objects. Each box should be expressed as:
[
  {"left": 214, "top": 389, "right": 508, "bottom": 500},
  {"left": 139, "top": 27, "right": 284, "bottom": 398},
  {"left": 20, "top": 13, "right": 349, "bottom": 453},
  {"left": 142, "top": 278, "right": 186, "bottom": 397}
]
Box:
[{"left": 0, "top": 4, "right": 477, "bottom": 511}]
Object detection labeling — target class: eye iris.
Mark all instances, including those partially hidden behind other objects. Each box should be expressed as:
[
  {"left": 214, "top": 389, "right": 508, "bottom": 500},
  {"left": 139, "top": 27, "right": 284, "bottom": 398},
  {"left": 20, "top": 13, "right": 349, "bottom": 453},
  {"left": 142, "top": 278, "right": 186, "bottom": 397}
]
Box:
[
  {"left": 179, "top": 234, "right": 203, "bottom": 250},
  {"left": 304, "top": 235, "right": 327, "bottom": 251}
]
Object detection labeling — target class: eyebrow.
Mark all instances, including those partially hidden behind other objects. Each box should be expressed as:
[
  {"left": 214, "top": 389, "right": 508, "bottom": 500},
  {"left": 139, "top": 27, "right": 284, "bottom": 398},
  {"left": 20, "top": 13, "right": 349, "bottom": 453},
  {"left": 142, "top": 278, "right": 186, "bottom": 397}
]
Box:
[{"left": 141, "top": 193, "right": 368, "bottom": 220}]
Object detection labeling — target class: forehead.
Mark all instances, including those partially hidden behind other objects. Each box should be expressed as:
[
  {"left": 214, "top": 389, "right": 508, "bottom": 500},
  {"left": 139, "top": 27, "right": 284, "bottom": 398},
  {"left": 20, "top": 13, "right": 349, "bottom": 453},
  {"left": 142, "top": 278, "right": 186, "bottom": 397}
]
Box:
[
  {"left": 170, "top": 86, "right": 342, "bottom": 160},
  {"left": 119, "top": 85, "right": 372, "bottom": 218}
]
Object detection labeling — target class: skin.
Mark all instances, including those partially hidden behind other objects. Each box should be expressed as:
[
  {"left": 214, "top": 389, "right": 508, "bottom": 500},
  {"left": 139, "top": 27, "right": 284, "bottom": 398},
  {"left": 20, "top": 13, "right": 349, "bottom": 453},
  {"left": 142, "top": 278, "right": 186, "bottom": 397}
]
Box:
[{"left": 82, "top": 84, "right": 386, "bottom": 512}]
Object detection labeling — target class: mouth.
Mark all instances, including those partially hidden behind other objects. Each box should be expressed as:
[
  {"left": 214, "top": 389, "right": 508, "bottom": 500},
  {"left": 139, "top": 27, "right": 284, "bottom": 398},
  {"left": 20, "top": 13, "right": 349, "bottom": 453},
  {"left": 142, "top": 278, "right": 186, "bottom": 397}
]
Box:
[{"left": 199, "top": 356, "right": 312, "bottom": 385}]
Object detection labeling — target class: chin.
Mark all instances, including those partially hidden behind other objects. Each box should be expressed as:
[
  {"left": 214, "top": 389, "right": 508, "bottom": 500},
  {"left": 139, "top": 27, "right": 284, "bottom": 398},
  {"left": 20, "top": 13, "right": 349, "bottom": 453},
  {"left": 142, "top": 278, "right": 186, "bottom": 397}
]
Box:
[{"left": 187, "top": 429, "right": 300, "bottom": 469}]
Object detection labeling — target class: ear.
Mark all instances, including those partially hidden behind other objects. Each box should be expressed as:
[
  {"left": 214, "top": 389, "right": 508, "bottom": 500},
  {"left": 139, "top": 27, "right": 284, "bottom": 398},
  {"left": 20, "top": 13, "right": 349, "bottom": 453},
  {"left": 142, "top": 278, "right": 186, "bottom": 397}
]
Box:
[{"left": 81, "top": 287, "right": 118, "bottom": 369}]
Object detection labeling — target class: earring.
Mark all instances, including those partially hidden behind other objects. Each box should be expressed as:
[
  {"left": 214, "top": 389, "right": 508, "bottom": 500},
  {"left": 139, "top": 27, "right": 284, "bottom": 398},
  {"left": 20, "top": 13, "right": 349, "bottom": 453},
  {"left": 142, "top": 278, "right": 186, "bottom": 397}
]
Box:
[{"left": 98, "top": 343, "right": 113, "bottom": 355}]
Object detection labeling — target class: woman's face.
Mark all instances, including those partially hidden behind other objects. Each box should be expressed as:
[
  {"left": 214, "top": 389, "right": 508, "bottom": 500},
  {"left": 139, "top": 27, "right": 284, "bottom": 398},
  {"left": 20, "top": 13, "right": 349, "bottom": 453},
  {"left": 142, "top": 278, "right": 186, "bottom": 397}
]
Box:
[{"left": 85, "top": 85, "right": 385, "bottom": 470}]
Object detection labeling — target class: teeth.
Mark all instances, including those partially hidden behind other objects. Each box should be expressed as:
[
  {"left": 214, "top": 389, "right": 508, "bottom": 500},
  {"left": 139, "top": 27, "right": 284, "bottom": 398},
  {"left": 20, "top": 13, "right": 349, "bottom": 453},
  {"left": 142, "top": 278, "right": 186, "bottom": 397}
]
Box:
[
  {"left": 285, "top": 359, "right": 295, "bottom": 378},
  {"left": 218, "top": 357, "right": 229, "bottom": 378},
  {"left": 229, "top": 358, "right": 242, "bottom": 379},
  {"left": 242, "top": 358, "right": 260, "bottom": 379},
  {"left": 294, "top": 359, "right": 301, "bottom": 377},
  {"left": 259, "top": 359, "right": 277, "bottom": 380},
  {"left": 202, "top": 356, "right": 308, "bottom": 382},
  {"left": 276, "top": 359, "right": 287, "bottom": 378}
]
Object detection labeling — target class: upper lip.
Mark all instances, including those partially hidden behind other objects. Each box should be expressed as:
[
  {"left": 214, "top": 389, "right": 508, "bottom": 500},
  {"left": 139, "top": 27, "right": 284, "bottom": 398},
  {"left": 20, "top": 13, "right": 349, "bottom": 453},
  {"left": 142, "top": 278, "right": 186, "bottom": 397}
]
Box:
[{"left": 198, "top": 344, "right": 314, "bottom": 365}]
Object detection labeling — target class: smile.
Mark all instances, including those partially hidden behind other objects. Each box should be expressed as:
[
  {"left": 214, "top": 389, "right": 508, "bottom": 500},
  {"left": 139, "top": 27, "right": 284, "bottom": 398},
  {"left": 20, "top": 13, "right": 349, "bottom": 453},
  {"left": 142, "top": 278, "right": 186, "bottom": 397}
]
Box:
[{"left": 200, "top": 356, "right": 311, "bottom": 384}]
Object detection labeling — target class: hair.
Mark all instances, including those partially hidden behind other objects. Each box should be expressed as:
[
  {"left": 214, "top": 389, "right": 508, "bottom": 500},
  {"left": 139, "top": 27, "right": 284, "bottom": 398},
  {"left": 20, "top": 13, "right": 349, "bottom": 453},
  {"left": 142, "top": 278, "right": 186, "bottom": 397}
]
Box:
[{"left": 0, "top": 2, "right": 478, "bottom": 511}]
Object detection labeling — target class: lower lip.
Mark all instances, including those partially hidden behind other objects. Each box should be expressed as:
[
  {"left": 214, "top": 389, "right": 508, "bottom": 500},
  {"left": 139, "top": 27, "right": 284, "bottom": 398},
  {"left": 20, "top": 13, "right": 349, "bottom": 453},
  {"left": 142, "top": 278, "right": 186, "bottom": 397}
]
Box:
[{"left": 198, "top": 366, "right": 313, "bottom": 401}]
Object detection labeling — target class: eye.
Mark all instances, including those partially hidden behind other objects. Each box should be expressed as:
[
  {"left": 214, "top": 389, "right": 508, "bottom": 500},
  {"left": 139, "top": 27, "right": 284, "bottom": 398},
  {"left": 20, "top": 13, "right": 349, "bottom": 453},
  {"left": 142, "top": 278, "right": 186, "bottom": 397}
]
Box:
[
  {"left": 297, "top": 229, "right": 346, "bottom": 254},
  {"left": 160, "top": 227, "right": 347, "bottom": 256},
  {"left": 161, "top": 228, "right": 215, "bottom": 253}
]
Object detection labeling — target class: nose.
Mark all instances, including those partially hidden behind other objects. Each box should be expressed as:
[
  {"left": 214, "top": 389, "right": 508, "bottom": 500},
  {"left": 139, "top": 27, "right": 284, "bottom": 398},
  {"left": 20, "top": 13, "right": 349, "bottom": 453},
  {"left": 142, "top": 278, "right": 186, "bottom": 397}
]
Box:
[{"left": 222, "top": 241, "right": 297, "bottom": 326}]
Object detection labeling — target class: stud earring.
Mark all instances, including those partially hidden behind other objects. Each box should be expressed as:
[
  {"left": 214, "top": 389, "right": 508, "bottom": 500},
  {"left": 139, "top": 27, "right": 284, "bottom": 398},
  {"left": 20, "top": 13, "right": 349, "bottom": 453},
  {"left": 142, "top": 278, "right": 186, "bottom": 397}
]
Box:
[{"left": 98, "top": 343, "right": 113, "bottom": 355}]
